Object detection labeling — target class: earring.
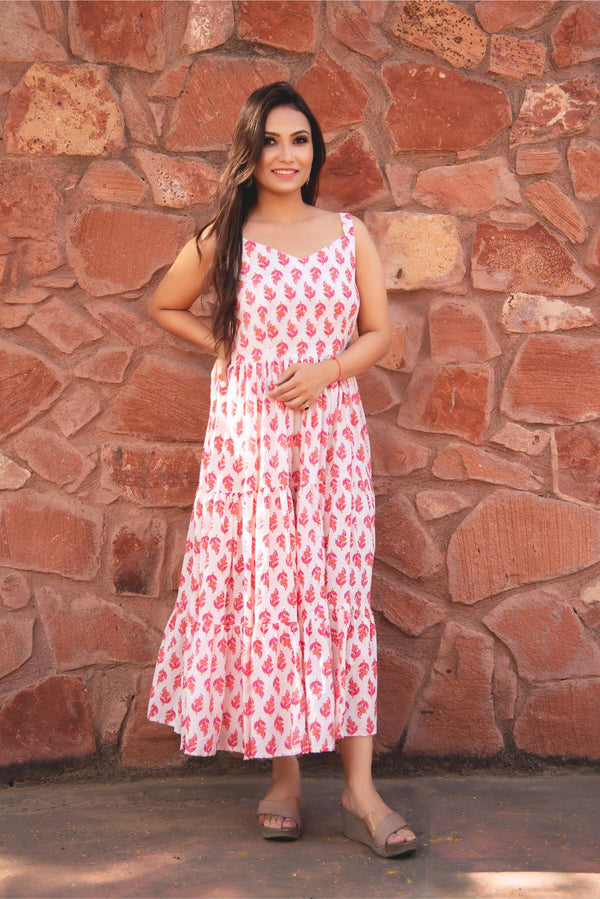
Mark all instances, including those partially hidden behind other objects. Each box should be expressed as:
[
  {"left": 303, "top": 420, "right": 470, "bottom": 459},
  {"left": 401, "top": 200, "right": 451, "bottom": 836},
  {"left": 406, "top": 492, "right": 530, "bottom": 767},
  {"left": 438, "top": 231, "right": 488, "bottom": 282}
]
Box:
[{"left": 246, "top": 175, "right": 254, "bottom": 188}]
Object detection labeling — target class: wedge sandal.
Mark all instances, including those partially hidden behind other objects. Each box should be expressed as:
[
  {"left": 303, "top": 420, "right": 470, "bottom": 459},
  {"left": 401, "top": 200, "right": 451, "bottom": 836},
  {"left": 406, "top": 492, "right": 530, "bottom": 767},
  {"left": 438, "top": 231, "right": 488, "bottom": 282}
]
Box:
[
  {"left": 341, "top": 806, "right": 418, "bottom": 858},
  {"left": 257, "top": 797, "right": 302, "bottom": 841}
]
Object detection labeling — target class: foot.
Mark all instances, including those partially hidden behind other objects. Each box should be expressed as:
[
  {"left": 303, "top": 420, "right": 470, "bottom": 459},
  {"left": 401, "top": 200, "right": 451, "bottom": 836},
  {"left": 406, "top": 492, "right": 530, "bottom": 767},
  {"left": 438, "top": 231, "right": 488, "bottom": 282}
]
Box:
[
  {"left": 258, "top": 765, "right": 302, "bottom": 832},
  {"left": 341, "top": 784, "right": 416, "bottom": 847}
]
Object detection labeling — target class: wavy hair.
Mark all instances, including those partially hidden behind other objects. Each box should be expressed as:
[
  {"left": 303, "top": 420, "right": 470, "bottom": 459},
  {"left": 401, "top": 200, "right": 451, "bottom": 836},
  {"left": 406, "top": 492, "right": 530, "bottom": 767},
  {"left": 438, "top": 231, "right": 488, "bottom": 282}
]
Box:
[{"left": 198, "top": 82, "right": 326, "bottom": 351}]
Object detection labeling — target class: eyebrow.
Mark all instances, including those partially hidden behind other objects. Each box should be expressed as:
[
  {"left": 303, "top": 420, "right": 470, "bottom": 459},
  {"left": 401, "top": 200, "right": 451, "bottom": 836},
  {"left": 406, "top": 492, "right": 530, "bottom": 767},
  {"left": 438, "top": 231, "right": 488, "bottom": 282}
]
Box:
[{"left": 264, "top": 129, "right": 310, "bottom": 137}]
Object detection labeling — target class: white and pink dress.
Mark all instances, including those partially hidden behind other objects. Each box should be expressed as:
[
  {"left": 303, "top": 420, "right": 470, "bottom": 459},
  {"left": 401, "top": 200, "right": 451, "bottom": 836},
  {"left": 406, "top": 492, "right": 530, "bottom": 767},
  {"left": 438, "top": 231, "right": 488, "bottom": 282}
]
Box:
[{"left": 148, "top": 212, "right": 378, "bottom": 758}]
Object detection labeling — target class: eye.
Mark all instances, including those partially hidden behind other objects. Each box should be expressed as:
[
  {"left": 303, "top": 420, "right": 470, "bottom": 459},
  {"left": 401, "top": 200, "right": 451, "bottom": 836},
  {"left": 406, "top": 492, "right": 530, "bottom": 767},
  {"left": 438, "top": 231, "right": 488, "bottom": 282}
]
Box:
[
  {"left": 264, "top": 136, "right": 276, "bottom": 146},
  {"left": 294, "top": 136, "right": 309, "bottom": 144}
]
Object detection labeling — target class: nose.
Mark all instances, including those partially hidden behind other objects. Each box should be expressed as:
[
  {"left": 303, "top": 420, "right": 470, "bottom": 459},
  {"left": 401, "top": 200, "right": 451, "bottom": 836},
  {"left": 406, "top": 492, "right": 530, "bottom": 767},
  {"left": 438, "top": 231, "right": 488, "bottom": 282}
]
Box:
[{"left": 278, "top": 141, "right": 294, "bottom": 161}]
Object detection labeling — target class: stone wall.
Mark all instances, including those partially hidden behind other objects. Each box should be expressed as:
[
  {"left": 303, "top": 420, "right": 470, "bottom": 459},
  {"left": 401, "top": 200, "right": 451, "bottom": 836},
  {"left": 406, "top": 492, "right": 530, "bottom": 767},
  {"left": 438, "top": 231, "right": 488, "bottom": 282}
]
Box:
[{"left": 1, "top": 0, "right": 599, "bottom": 772}]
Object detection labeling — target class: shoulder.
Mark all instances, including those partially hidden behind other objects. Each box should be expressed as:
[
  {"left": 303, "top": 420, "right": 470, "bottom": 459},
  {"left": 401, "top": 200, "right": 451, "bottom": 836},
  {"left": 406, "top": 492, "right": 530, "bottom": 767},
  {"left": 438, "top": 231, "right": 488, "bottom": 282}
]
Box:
[{"left": 348, "top": 214, "right": 375, "bottom": 250}]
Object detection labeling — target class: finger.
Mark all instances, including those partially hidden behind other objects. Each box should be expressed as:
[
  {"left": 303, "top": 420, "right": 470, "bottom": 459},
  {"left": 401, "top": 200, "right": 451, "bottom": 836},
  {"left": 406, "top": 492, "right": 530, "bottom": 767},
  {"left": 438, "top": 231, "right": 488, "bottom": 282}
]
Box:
[{"left": 274, "top": 364, "right": 300, "bottom": 386}]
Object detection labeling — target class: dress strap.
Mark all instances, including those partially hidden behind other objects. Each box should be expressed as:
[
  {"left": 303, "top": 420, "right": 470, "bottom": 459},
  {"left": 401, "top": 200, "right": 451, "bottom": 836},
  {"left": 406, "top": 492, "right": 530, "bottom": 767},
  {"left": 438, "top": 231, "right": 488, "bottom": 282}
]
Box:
[{"left": 340, "top": 211, "right": 353, "bottom": 238}]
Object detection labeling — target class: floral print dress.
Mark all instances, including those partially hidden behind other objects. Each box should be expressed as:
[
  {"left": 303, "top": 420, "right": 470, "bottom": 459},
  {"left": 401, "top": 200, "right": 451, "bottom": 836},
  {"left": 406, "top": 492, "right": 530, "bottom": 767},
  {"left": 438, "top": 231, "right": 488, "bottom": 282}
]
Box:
[{"left": 148, "top": 212, "right": 378, "bottom": 758}]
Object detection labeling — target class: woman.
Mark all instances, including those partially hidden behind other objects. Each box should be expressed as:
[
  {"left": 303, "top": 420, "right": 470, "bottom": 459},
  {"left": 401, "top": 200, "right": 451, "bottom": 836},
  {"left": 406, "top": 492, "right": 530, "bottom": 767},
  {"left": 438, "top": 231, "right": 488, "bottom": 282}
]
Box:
[{"left": 147, "top": 82, "right": 417, "bottom": 859}]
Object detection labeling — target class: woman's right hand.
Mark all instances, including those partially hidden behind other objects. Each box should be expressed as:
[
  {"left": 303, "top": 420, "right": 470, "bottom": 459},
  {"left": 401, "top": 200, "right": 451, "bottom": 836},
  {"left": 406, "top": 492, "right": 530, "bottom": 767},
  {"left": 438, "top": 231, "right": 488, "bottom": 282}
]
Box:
[{"left": 213, "top": 346, "right": 230, "bottom": 384}]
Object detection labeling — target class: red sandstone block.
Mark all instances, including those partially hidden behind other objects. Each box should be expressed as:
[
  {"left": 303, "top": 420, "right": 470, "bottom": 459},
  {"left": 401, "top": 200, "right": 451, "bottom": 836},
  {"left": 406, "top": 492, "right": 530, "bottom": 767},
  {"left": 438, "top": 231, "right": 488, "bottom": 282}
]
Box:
[
  {"left": 368, "top": 419, "right": 430, "bottom": 477},
  {"left": 551, "top": 2, "right": 600, "bottom": 69},
  {"left": 28, "top": 299, "right": 103, "bottom": 354},
  {"left": 484, "top": 585, "right": 600, "bottom": 681},
  {"left": 0, "top": 675, "right": 96, "bottom": 766},
  {"left": 567, "top": 138, "right": 600, "bottom": 202},
  {"left": 83, "top": 299, "right": 161, "bottom": 347},
  {"left": 16, "top": 240, "right": 64, "bottom": 278},
  {"left": 501, "top": 292, "right": 595, "bottom": 334},
  {"left": 429, "top": 299, "right": 500, "bottom": 364},
  {"left": 110, "top": 517, "right": 167, "bottom": 597},
  {"left": 404, "top": 622, "right": 504, "bottom": 757},
  {"left": 475, "top": 1, "right": 560, "bottom": 33},
  {"left": 132, "top": 148, "right": 220, "bottom": 209},
  {"left": 149, "top": 61, "right": 190, "bottom": 99},
  {"left": 523, "top": 180, "right": 588, "bottom": 244},
  {"left": 356, "top": 367, "right": 401, "bottom": 414},
  {"left": 378, "top": 301, "right": 424, "bottom": 373},
  {"left": 382, "top": 63, "right": 511, "bottom": 152},
  {"left": 68, "top": 1, "right": 166, "bottom": 72},
  {"left": 511, "top": 79, "right": 600, "bottom": 147},
  {"left": 0, "top": 1, "right": 66, "bottom": 61},
  {"left": 78, "top": 160, "right": 148, "bottom": 206},
  {"left": 121, "top": 671, "right": 185, "bottom": 768},
  {"left": 0, "top": 490, "right": 103, "bottom": 580},
  {"left": 375, "top": 492, "right": 443, "bottom": 580},
  {"left": 552, "top": 423, "right": 600, "bottom": 507},
  {"left": 489, "top": 34, "right": 546, "bottom": 81},
  {"left": 0, "top": 339, "right": 64, "bottom": 439},
  {"left": 101, "top": 443, "right": 202, "bottom": 507},
  {"left": 0, "top": 617, "right": 34, "bottom": 678},
  {"left": 515, "top": 146, "right": 561, "bottom": 176},
  {"left": 371, "top": 571, "right": 446, "bottom": 636},
  {"left": 67, "top": 205, "right": 194, "bottom": 296},
  {"left": 51, "top": 386, "right": 102, "bottom": 437},
  {"left": 297, "top": 52, "right": 368, "bottom": 133},
  {"left": 12, "top": 426, "right": 95, "bottom": 491},
  {"left": 501, "top": 334, "right": 600, "bottom": 425},
  {"left": 165, "top": 57, "right": 288, "bottom": 152},
  {"left": 0, "top": 571, "right": 31, "bottom": 609},
  {"left": 120, "top": 82, "right": 155, "bottom": 145},
  {"left": 397, "top": 363, "right": 493, "bottom": 444},
  {"left": 36, "top": 586, "right": 159, "bottom": 670},
  {"left": 327, "top": 1, "right": 390, "bottom": 61},
  {"left": 415, "top": 489, "right": 470, "bottom": 521},
  {"left": 448, "top": 489, "right": 600, "bottom": 604},
  {"left": 181, "top": 2, "right": 233, "bottom": 54},
  {"left": 385, "top": 163, "right": 416, "bottom": 207},
  {"left": 364, "top": 210, "right": 466, "bottom": 292},
  {"left": 74, "top": 348, "right": 133, "bottom": 384},
  {"left": 391, "top": 0, "right": 487, "bottom": 69},
  {"left": 413, "top": 156, "right": 521, "bottom": 218},
  {"left": 319, "top": 131, "right": 388, "bottom": 211},
  {"left": 236, "top": 1, "right": 318, "bottom": 52},
  {"left": 0, "top": 159, "right": 62, "bottom": 239},
  {"left": 375, "top": 647, "right": 424, "bottom": 754},
  {"left": 5, "top": 63, "right": 125, "bottom": 156},
  {"left": 0, "top": 453, "right": 30, "bottom": 490},
  {"left": 514, "top": 679, "right": 600, "bottom": 758},
  {"left": 432, "top": 443, "right": 544, "bottom": 494},
  {"left": 106, "top": 355, "right": 211, "bottom": 443},
  {"left": 491, "top": 422, "right": 549, "bottom": 457},
  {"left": 471, "top": 223, "right": 593, "bottom": 295}
]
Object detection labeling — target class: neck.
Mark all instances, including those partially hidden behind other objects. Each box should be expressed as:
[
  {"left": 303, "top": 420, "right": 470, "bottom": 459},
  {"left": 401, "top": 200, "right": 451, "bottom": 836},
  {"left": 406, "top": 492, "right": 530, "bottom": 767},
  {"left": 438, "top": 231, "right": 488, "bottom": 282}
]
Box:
[{"left": 251, "top": 189, "right": 309, "bottom": 223}]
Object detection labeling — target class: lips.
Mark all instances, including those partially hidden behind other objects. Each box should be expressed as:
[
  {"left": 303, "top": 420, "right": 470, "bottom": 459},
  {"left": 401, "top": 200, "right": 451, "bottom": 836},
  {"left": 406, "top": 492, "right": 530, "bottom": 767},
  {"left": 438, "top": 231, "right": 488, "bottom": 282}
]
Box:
[{"left": 272, "top": 169, "right": 299, "bottom": 176}]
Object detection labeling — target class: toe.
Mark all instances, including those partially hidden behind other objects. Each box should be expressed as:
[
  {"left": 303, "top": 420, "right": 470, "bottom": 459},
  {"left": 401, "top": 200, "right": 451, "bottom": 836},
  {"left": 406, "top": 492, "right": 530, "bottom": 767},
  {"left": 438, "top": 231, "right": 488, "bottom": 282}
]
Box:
[{"left": 387, "top": 825, "right": 416, "bottom": 845}]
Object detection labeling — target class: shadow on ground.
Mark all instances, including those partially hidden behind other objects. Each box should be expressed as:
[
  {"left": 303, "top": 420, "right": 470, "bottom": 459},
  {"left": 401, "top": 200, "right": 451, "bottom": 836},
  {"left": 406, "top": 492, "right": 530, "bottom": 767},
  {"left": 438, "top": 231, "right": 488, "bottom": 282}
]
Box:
[{"left": 0, "top": 773, "right": 598, "bottom": 898}]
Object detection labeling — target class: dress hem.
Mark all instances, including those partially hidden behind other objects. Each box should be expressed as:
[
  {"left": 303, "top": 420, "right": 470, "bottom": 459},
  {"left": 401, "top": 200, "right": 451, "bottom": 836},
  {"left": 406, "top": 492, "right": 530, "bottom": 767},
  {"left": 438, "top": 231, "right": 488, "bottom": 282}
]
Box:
[{"left": 148, "top": 717, "right": 378, "bottom": 760}]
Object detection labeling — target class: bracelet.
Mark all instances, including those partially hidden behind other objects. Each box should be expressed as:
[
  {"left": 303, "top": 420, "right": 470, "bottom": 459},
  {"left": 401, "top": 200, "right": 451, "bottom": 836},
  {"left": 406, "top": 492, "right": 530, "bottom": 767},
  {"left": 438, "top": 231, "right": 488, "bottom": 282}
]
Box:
[{"left": 332, "top": 355, "right": 342, "bottom": 381}]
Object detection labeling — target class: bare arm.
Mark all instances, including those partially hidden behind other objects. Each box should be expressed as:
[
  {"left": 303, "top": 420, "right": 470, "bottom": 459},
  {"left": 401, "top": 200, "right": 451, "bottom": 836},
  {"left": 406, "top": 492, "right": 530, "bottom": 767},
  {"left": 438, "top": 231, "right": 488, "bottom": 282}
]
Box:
[
  {"left": 269, "top": 216, "right": 391, "bottom": 409},
  {"left": 149, "top": 233, "right": 218, "bottom": 353}
]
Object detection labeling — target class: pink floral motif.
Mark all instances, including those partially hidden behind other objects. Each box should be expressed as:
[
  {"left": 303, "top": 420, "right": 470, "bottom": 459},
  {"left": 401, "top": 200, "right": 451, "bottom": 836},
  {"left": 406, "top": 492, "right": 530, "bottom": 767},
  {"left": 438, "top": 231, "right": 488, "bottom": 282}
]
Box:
[{"left": 148, "top": 214, "right": 377, "bottom": 759}]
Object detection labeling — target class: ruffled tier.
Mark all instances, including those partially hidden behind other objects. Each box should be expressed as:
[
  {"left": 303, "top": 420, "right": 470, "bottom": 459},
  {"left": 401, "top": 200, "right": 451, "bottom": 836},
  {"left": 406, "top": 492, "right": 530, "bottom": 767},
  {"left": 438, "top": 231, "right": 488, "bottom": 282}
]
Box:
[{"left": 148, "top": 360, "right": 377, "bottom": 758}]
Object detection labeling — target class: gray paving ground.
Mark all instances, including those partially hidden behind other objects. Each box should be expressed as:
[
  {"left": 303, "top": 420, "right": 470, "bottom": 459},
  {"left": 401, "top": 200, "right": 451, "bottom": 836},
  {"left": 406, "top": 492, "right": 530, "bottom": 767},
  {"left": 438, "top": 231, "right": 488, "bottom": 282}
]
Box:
[{"left": 0, "top": 773, "right": 598, "bottom": 899}]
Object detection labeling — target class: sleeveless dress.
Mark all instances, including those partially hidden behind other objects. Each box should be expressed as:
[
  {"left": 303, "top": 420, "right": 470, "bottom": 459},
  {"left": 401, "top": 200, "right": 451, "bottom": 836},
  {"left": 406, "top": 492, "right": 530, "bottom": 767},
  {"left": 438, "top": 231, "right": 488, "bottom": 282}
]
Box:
[{"left": 148, "top": 212, "right": 378, "bottom": 759}]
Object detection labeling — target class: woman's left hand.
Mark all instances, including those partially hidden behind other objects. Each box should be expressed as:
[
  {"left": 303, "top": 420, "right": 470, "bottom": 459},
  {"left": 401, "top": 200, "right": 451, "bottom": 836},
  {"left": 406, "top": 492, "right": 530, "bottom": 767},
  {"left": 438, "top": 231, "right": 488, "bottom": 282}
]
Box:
[{"left": 268, "top": 360, "right": 336, "bottom": 410}]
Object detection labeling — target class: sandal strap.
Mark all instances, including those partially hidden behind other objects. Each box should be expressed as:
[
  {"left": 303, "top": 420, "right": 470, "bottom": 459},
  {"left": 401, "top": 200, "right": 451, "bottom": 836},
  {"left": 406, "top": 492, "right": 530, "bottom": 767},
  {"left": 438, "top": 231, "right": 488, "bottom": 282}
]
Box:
[
  {"left": 257, "top": 798, "right": 301, "bottom": 826},
  {"left": 372, "top": 811, "right": 408, "bottom": 853}
]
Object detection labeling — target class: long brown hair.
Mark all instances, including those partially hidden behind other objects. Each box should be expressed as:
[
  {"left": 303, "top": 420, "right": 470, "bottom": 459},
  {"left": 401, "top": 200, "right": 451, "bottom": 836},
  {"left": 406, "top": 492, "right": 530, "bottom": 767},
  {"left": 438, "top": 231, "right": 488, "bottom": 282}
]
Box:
[{"left": 199, "top": 82, "right": 326, "bottom": 352}]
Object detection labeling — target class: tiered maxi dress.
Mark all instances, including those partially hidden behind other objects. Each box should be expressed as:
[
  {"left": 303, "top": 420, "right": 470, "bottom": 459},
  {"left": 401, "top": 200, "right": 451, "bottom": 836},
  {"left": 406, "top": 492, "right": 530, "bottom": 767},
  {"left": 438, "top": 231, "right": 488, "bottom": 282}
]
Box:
[{"left": 148, "top": 212, "right": 378, "bottom": 759}]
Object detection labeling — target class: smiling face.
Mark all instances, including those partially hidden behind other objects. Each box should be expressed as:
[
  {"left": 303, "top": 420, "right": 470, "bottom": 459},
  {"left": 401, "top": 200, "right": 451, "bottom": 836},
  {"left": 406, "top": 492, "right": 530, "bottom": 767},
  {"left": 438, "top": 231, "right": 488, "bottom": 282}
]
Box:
[{"left": 252, "top": 105, "right": 314, "bottom": 196}]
